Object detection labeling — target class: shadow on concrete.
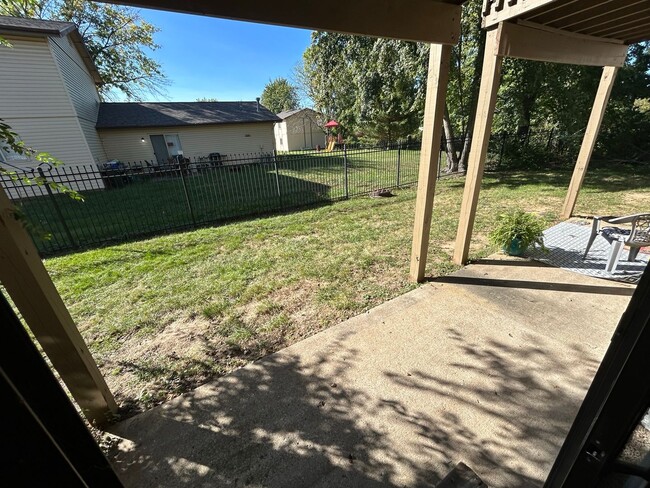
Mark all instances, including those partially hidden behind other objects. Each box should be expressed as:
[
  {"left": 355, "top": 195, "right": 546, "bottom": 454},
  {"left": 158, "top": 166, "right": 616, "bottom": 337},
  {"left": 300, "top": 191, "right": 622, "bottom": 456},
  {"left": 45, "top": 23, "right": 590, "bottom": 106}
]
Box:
[
  {"left": 382, "top": 327, "right": 604, "bottom": 487},
  {"left": 109, "top": 309, "right": 610, "bottom": 487},
  {"left": 110, "top": 332, "right": 448, "bottom": 487},
  {"left": 432, "top": 275, "right": 635, "bottom": 296}
]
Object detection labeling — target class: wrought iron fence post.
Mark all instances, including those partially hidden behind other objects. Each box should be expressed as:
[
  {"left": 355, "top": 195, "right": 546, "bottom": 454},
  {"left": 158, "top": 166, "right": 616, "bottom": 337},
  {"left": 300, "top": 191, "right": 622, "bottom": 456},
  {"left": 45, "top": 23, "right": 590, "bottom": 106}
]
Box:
[
  {"left": 272, "top": 149, "right": 282, "bottom": 203},
  {"left": 343, "top": 144, "right": 349, "bottom": 199},
  {"left": 38, "top": 167, "right": 77, "bottom": 249},
  {"left": 178, "top": 162, "right": 196, "bottom": 226},
  {"left": 396, "top": 141, "right": 402, "bottom": 187}
]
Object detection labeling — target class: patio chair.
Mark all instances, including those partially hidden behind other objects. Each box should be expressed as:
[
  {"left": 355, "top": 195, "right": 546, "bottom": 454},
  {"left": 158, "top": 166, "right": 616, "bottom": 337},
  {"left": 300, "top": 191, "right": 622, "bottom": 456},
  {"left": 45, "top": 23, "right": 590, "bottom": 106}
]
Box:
[{"left": 583, "top": 213, "right": 650, "bottom": 273}]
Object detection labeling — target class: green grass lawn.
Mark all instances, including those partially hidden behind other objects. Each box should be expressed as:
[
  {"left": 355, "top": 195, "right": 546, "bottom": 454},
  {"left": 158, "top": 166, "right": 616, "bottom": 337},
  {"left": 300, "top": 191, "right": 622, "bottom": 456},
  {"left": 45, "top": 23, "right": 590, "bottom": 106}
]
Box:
[
  {"left": 19, "top": 147, "right": 423, "bottom": 255},
  {"left": 42, "top": 164, "right": 650, "bottom": 415}
]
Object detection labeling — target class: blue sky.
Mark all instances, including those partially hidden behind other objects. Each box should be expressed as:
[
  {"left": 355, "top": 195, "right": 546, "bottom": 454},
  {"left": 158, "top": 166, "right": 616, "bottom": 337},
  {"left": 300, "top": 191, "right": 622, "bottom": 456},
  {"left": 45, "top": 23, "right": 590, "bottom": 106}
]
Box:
[{"left": 132, "top": 9, "right": 313, "bottom": 103}]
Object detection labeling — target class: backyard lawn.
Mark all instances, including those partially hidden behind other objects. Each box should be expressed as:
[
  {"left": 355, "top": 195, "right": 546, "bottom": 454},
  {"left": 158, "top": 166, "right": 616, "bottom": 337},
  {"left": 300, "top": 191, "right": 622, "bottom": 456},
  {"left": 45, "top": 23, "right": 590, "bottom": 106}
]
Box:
[
  {"left": 42, "top": 164, "right": 650, "bottom": 415},
  {"left": 17, "top": 146, "right": 421, "bottom": 255}
]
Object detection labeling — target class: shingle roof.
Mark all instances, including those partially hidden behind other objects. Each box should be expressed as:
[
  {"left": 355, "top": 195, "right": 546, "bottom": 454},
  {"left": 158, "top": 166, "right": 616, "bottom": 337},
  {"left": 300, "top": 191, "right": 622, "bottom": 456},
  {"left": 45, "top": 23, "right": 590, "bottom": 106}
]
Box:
[
  {"left": 277, "top": 108, "right": 303, "bottom": 119},
  {"left": 0, "top": 15, "right": 76, "bottom": 36},
  {"left": 96, "top": 102, "right": 281, "bottom": 129}
]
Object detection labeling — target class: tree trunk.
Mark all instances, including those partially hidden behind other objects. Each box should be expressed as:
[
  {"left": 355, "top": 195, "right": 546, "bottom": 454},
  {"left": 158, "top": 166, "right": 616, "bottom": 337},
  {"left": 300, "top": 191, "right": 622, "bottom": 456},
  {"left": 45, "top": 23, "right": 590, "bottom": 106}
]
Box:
[
  {"left": 443, "top": 105, "right": 459, "bottom": 172},
  {"left": 458, "top": 29, "right": 487, "bottom": 173}
]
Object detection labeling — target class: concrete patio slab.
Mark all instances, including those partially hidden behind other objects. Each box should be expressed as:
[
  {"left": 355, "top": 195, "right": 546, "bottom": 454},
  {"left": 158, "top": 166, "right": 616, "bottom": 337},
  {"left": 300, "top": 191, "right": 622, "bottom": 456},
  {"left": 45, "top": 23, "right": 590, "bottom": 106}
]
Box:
[{"left": 109, "top": 256, "right": 636, "bottom": 487}]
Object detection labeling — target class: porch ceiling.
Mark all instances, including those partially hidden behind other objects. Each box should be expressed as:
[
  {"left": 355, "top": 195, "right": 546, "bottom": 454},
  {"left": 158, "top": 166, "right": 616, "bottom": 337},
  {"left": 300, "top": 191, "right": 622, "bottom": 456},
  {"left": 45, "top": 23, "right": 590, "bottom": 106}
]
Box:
[
  {"left": 98, "top": 0, "right": 465, "bottom": 44},
  {"left": 484, "top": 0, "right": 650, "bottom": 43}
]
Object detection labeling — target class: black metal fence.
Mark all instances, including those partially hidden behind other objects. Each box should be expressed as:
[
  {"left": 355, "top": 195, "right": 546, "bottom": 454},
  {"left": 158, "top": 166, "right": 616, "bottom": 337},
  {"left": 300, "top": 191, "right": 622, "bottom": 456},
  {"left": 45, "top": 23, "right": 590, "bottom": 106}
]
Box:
[
  {"left": 487, "top": 128, "right": 584, "bottom": 168},
  {"left": 2, "top": 140, "right": 435, "bottom": 256}
]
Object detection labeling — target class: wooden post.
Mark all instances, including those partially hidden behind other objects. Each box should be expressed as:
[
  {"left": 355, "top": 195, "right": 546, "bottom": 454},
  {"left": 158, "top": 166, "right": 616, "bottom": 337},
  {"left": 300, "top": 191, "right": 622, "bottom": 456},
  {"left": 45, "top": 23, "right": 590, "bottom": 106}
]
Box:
[
  {"left": 0, "top": 186, "right": 117, "bottom": 426},
  {"left": 409, "top": 43, "right": 452, "bottom": 282},
  {"left": 561, "top": 66, "right": 618, "bottom": 219},
  {"left": 453, "top": 28, "right": 503, "bottom": 266}
]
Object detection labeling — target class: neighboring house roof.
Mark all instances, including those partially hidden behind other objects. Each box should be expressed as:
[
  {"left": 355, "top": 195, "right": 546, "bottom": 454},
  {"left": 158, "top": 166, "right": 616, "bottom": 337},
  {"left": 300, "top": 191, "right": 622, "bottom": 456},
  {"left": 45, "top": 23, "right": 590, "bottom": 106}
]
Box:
[
  {"left": 277, "top": 108, "right": 322, "bottom": 120},
  {"left": 277, "top": 108, "right": 303, "bottom": 119},
  {"left": 0, "top": 15, "right": 102, "bottom": 84},
  {"left": 96, "top": 102, "right": 281, "bottom": 129}
]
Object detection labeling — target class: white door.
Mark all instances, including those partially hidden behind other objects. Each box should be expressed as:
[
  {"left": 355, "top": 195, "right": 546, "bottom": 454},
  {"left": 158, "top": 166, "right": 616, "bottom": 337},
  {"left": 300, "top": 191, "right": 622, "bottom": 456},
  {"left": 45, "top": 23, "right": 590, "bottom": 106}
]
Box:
[{"left": 164, "top": 134, "right": 183, "bottom": 157}]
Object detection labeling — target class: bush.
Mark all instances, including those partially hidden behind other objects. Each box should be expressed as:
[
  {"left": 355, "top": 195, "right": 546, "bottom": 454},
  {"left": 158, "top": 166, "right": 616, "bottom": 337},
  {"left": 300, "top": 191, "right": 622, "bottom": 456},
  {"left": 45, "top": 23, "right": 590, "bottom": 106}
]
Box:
[{"left": 489, "top": 209, "right": 547, "bottom": 253}]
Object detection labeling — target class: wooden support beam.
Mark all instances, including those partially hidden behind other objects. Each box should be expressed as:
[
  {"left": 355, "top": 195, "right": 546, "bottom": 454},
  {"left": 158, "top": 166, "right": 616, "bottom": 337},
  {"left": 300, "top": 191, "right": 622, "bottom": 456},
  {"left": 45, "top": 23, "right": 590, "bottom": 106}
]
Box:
[
  {"left": 497, "top": 21, "right": 628, "bottom": 66},
  {"left": 99, "top": 0, "right": 462, "bottom": 45},
  {"left": 0, "top": 187, "right": 117, "bottom": 426},
  {"left": 453, "top": 28, "right": 503, "bottom": 266},
  {"left": 409, "top": 44, "right": 452, "bottom": 282},
  {"left": 561, "top": 66, "right": 618, "bottom": 219}
]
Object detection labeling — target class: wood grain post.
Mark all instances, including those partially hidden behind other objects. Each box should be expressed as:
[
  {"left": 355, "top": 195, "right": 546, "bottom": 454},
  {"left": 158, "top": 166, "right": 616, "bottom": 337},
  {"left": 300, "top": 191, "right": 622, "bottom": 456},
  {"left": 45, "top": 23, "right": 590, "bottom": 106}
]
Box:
[
  {"left": 561, "top": 66, "right": 619, "bottom": 219},
  {"left": 0, "top": 186, "right": 117, "bottom": 426},
  {"left": 409, "top": 43, "right": 452, "bottom": 282},
  {"left": 453, "top": 27, "right": 503, "bottom": 266}
]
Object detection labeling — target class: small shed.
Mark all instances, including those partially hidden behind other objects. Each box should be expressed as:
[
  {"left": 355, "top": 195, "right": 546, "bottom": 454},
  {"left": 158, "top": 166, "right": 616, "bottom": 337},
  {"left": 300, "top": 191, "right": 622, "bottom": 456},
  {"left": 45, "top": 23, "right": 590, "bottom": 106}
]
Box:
[{"left": 274, "top": 108, "right": 326, "bottom": 151}]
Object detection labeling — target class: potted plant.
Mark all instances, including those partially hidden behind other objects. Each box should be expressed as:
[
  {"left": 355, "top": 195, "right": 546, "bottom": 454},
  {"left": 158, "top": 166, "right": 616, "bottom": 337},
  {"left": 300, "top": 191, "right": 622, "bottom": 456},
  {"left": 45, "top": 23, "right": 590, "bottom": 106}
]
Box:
[{"left": 489, "top": 209, "right": 547, "bottom": 256}]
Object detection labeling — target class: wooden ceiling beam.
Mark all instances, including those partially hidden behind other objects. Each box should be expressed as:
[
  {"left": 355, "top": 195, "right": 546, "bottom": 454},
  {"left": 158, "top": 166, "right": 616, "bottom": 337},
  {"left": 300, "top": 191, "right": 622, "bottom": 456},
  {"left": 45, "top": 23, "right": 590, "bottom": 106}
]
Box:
[
  {"left": 603, "top": 24, "right": 650, "bottom": 40},
  {"left": 497, "top": 21, "right": 628, "bottom": 66},
  {"left": 527, "top": 0, "right": 639, "bottom": 25},
  {"left": 589, "top": 16, "right": 650, "bottom": 37},
  {"left": 483, "top": 0, "right": 557, "bottom": 27},
  {"left": 570, "top": 5, "right": 650, "bottom": 32},
  {"left": 98, "top": 0, "right": 462, "bottom": 44}
]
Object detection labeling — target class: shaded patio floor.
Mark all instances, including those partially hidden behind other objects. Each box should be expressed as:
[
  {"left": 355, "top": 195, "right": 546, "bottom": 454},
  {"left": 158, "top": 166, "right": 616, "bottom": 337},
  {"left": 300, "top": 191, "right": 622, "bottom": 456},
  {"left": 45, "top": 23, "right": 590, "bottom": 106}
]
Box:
[{"left": 109, "top": 256, "right": 635, "bottom": 487}]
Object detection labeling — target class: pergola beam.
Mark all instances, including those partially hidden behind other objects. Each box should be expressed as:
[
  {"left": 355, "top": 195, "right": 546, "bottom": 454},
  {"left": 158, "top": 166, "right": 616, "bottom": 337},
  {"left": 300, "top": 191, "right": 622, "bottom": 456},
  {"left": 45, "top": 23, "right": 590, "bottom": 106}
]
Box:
[
  {"left": 453, "top": 18, "right": 626, "bottom": 265},
  {"left": 100, "top": 0, "right": 462, "bottom": 45},
  {"left": 561, "top": 65, "right": 619, "bottom": 219},
  {"left": 0, "top": 187, "right": 117, "bottom": 426},
  {"left": 498, "top": 21, "right": 628, "bottom": 66},
  {"left": 483, "top": 0, "right": 558, "bottom": 28},
  {"left": 452, "top": 28, "right": 503, "bottom": 266},
  {"left": 410, "top": 44, "right": 453, "bottom": 282}
]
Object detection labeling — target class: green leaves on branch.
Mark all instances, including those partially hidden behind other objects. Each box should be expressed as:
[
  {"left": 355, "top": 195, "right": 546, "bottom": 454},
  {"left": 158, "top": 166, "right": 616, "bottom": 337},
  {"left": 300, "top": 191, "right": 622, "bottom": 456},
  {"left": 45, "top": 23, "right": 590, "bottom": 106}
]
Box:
[
  {"left": 0, "top": 0, "right": 167, "bottom": 100},
  {"left": 0, "top": 118, "right": 84, "bottom": 201}
]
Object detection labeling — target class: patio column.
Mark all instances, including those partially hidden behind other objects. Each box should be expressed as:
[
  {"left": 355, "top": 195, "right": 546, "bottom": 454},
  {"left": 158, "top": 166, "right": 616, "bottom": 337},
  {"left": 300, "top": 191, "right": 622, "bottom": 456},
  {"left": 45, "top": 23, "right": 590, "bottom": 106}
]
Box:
[
  {"left": 561, "top": 66, "right": 619, "bottom": 219},
  {"left": 453, "top": 28, "right": 503, "bottom": 266},
  {"left": 0, "top": 186, "right": 117, "bottom": 426},
  {"left": 410, "top": 43, "right": 453, "bottom": 282}
]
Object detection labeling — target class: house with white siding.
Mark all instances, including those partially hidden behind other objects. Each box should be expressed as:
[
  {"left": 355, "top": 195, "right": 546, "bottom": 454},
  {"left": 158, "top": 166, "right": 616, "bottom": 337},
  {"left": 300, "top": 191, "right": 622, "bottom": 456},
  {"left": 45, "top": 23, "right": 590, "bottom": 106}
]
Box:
[
  {"left": 0, "top": 16, "right": 279, "bottom": 194},
  {"left": 274, "top": 108, "right": 326, "bottom": 152}
]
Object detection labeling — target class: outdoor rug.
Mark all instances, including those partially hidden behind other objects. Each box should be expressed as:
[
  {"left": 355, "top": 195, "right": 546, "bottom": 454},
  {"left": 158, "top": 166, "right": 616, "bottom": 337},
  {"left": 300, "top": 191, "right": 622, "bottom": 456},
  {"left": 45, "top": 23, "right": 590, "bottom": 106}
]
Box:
[{"left": 525, "top": 220, "right": 648, "bottom": 284}]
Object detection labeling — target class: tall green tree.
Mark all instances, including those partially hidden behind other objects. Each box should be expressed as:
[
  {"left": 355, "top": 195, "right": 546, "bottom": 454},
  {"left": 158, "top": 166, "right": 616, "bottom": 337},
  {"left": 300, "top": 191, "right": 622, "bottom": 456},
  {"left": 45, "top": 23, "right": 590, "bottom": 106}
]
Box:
[
  {"left": 261, "top": 77, "right": 299, "bottom": 113},
  {"left": 0, "top": 0, "right": 166, "bottom": 100}
]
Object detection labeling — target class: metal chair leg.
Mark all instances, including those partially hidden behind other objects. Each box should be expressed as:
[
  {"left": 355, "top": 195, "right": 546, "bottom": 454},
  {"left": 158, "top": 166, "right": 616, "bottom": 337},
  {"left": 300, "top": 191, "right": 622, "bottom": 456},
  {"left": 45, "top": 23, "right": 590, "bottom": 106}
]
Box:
[{"left": 627, "top": 247, "right": 640, "bottom": 262}]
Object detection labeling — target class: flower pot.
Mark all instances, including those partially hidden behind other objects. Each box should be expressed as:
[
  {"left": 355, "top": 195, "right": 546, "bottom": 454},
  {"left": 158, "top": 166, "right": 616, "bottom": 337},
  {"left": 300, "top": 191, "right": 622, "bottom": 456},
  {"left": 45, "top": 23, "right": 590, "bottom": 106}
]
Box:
[{"left": 503, "top": 238, "right": 527, "bottom": 256}]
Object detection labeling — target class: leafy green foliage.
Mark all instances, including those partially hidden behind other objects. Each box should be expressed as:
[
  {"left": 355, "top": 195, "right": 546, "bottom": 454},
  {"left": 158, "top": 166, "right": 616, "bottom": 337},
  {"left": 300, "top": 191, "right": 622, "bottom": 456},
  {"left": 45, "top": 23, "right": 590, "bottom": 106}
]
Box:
[
  {"left": 1, "top": 0, "right": 166, "bottom": 100},
  {"left": 489, "top": 210, "right": 546, "bottom": 251},
  {"left": 261, "top": 77, "right": 299, "bottom": 113},
  {"left": 303, "top": 33, "right": 427, "bottom": 143}
]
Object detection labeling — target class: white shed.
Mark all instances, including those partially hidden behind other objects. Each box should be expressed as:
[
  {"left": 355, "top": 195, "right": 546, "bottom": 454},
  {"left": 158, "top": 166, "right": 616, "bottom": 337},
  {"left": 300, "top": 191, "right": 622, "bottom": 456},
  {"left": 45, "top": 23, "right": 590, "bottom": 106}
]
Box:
[{"left": 274, "top": 108, "right": 326, "bottom": 152}]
